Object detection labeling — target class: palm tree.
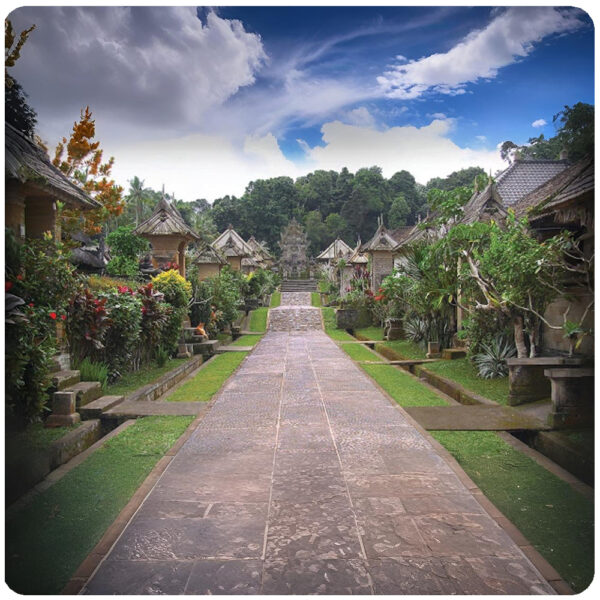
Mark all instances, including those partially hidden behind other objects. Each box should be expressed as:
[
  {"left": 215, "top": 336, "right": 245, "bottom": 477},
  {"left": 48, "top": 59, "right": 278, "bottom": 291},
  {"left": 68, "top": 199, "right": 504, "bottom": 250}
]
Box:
[{"left": 126, "top": 176, "right": 151, "bottom": 226}]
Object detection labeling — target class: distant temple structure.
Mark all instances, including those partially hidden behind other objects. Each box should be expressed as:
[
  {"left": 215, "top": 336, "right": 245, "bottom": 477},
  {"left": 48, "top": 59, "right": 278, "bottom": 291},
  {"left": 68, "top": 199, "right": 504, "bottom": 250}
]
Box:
[{"left": 278, "top": 218, "right": 309, "bottom": 279}]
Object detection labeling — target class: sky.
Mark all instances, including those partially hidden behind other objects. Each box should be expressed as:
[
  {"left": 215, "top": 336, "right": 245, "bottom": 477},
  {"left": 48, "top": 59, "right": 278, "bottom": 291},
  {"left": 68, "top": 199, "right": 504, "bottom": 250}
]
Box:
[{"left": 7, "top": 4, "right": 595, "bottom": 203}]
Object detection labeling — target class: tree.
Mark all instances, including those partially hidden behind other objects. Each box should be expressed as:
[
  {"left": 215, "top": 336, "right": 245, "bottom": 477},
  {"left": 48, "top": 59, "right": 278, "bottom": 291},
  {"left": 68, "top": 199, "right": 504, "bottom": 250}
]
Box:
[
  {"left": 388, "top": 170, "right": 424, "bottom": 224},
  {"left": 500, "top": 102, "right": 594, "bottom": 163},
  {"left": 324, "top": 213, "right": 348, "bottom": 241},
  {"left": 5, "top": 19, "right": 36, "bottom": 88},
  {"left": 426, "top": 166, "right": 486, "bottom": 192},
  {"left": 388, "top": 194, "right": 410, "bottom": 228},
  {"left": 126, "top": 176, "right": 152, "bottom": 226},
  {"left": 304, "top": 210, "right": 328, "bottom": 255},
  {"left": 53, "top": 106, "right": 125, "bottom": 236},
  {"left": 5, "top": 79, "right": 37, "bottom": 138}
]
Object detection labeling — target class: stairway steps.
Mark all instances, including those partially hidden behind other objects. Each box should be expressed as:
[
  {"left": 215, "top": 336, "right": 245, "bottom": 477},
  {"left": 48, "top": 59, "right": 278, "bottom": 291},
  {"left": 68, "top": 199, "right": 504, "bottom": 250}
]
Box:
[
  {"left": 52, "top": 370, "right": 81, "bottom": 391},
  {"left": 64, "top": 381, "right": 103, "bottom": 407}
]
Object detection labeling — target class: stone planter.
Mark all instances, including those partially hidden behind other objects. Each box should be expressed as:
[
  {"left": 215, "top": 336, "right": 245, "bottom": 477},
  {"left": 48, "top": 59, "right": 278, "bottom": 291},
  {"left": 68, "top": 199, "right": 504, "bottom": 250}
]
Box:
[
  {"left": 335, "top": 307, "right": 371, "bottom": 330},
  {"left": 506, "top": 356, "right": 589, "bottom": 406},
  {"left": 544, "top": 367, "right": 594, "bottom": 428},
  {"left": 384, "top": 318, "right": 403, "bottom": 341}
]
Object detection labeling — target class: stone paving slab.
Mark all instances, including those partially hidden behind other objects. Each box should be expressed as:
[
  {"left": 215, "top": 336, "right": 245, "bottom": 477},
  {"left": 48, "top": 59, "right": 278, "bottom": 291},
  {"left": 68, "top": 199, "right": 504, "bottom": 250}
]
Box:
[{"left": 84, "top": 293, "right": 555, "bottom": 595}]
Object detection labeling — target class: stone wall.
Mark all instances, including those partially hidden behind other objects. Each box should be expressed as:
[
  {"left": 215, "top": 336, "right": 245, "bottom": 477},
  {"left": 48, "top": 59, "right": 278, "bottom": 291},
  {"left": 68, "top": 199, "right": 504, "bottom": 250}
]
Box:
[{"left": 370, "top": 251, "right": 394, "bottom": 290}]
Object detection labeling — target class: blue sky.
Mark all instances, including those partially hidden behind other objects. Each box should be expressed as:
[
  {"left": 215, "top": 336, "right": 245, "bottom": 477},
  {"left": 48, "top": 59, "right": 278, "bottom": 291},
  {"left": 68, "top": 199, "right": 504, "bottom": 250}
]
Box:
[{"left": 8, "top": 5, "right": 595, "bottom": 201}]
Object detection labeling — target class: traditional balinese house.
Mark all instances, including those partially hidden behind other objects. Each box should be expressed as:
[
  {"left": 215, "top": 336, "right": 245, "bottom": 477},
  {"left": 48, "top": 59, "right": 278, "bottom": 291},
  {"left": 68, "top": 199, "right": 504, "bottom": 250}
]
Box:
[
  {"left": 192, "top": 242, "right": 228, "bottom": 281},
  {"left": 211, "top": 225, "right": 253, "bottom": 271},
  {"left": 247, "top": 236, "right": 274, "bottom": 269},
  {"left": 241, "top": 255, "right": 260, "bottom": 275},
  {"left": 340, "top": 240, "right": 369, "bottom": 297},
  {"left": 512, "top": 157, "right": 594, "bottom": 356},
  {"left": 316, "top": 237, "right": 353, "bottom": 285},
  {"left": 5, "top": 123, "right": 99, "bottom": 240},
  {"left": 133, "top": 193, "right": 200, "bottom": 278},
  {"left": 361, "top": 217, "right": 413, "bottom": 289}
]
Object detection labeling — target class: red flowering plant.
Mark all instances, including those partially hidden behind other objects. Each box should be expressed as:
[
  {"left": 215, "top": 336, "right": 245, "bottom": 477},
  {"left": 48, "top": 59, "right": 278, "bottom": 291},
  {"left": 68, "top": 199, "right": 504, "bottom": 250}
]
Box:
[
  {"left": 340, "top": 265, "right": 373, "bottom": 310},
  {"left": 135, "top": 282, "right": 169, "bottom": 368},
  {"left": 66, "top": 289, "right": 110, "bottom": 365}
]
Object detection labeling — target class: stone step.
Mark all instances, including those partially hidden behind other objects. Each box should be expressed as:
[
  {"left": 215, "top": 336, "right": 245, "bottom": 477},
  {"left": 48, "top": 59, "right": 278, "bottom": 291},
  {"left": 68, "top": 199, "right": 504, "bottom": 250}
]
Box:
[
  {"left": 51, "top": 370, "right": 81, "bottom": 391},
  {"left": 64, "top": 381, "right": 103, "bottom": 408},
  {"left": 80, "top": 395, "right": 124, "bottom": 420},
  {"left": 50, "top": 353, "right": 71, "bottom": 373}
]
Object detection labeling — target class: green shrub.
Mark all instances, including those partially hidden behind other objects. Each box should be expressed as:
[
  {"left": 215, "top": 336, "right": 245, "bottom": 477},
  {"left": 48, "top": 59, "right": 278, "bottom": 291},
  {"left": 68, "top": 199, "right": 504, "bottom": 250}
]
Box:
[
  {"left": 78, "top": 358, "right": 109, "bottom": 391},
  {"left": 105, "top": 226, "right": 148, "bottom": 277},
  {"left": 106, "top": 256, "right": 140, "bottom": 278}
]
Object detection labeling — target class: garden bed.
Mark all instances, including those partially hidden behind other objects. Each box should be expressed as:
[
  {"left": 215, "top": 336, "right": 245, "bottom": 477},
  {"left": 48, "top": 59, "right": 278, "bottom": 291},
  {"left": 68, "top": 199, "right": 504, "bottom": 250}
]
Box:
[{"left": 6, "top": 415, "right": 194, "bottom": 595}]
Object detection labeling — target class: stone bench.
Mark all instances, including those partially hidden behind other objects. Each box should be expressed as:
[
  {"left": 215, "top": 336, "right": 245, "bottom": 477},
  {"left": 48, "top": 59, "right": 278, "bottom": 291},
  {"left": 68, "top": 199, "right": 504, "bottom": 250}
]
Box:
[
  {"left": 505, "top": 357, "right": 589, "bottom": 406},
  {"left": 544, "top": 367, "right": 594, "bottom": 429}
]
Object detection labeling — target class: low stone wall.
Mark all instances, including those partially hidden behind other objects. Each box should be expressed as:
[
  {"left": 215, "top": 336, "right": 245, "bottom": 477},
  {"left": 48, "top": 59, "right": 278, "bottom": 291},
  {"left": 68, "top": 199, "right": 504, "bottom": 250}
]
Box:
[
  {"left": 6, "top": 420, "right": 102, "bottom": 505},
  {"left": 126, "top": 354, "right": 204, "bottom": 403},
  {"left": 412, "top": 365, "right": 492, "bottom": 406}
]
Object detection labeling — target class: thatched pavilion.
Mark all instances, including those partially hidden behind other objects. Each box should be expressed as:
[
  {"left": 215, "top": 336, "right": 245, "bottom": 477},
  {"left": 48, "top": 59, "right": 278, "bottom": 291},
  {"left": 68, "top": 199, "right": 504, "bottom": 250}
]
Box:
[{"left": 133, "top": 193, "right": 200, "bottom": 278}]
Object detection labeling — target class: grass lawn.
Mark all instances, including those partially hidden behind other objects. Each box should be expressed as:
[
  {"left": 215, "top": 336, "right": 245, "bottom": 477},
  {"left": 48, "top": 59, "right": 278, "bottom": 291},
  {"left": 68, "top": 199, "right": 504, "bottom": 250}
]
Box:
[
  {"left": 361, "top": 363, "right": 449, "bottom": 407},
  {"left": 432, "top": 430, "right": 594, "bottom": 593},
  {"left": 341, "top": 343, "right": 383, "bottom": 362},
  {"left": 270, "top": 291, "right": 281, "bottom": 307},
  {"left": 166, "top": 352, "right": 248, "bottom": 402},
  {"left": 5, "top": 415, "right": 193, "bottom": 595},
  {"left": 106, "top": 358, "right": 190, "bottom": 396},
  {"left": 230, "top": 334, "right": 263, "bottom": 347},
  {"left": 354, "top": 326, "right": 385, "bottom": 341},
  {"left": 321, "top": 307, "right": 356, "bottom": 341},
  {"left": 377, "top": 339, "right": 427, "bottom": 360},
  {"left": 6, "top": 422, "right": 82, "bottom": 455},
  {"left": 311, "top": 292, "right": 321, "bottom": 307},
  {"left": 425, "top": 358, "right": 509, "bottom": 405},
  {"left": 248, "top": 307, "right": 268, "bottom": 332}
]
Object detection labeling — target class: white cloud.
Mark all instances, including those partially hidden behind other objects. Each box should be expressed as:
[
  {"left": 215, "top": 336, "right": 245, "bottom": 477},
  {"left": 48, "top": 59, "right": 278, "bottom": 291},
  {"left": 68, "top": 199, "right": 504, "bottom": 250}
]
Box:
[
  {"left": 302, "top": 118, "right": 504, "bottom": 185},
  {"left": 345, "top": 107, "right": 376, "bottom": 127},
  {"left": 476, "top": 135, "right": 487, "bottom": 141},
  {"left": 429, "top": 112, "right": 447, "bottom": 119},
  {"left": 378, "top": 7, "right": 585, "bottom": 99},
  {"left": 109, "top": 132, "right": 301, "bottom": 202},
  {"left": 531, "top": 118, "right": 547, "bottom": 128}
]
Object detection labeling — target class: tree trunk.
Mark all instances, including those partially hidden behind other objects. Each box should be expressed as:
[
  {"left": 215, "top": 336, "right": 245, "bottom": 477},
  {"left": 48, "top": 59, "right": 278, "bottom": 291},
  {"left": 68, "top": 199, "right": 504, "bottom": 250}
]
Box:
[
  {"left": 513, "top": 315, "right": 528, "bottom": 358},
  {"left": 528, "top": 326, "right": 538, "bottom": 358}
]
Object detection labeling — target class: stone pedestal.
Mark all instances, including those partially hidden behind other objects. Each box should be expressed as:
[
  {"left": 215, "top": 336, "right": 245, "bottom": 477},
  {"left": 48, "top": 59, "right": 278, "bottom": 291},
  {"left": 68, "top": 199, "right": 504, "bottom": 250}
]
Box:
[
  {"left": 442, "top": 348, "right": 467, "bottom": 360},
  {"left": 45, "top": 391, "right": 81, "bottom": 427},
  {"left": 384, "top": 318, "right": 403, "bottom": 341},
  {"left": 545, "top": 368, "right": 594, "bottom": 428},
  {"left": 506, "top": 357, "right": 588, "bottom": 406},
  {"left": 426, "top": 341, "right": 441, "bottom": 359}
]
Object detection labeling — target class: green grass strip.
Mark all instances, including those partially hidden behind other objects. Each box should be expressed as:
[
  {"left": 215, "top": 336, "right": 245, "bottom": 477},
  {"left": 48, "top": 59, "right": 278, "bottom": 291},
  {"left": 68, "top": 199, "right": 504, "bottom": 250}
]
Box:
[
  {"left": 106, "top": 358, "right": 190, "bottom": 396},
  {"left": 166, "top": 352, "right": 248, "bottom": 402},
  {"left": 6, "top": 416, "right": 193, "bottom": 595},
  {"left": 378, "top": 339, "right": 427, "bottom": 360},
  {"left": 341, "top": 343, "right": 383, "bottom": 362},
  {"left": 230, "top": 334, "right": 263, "bottom": 347},
  {"left": 431, "top": 431, "right": 593, "bottom": 593},
  {"left": 6, "top": 422, "right": 82, "bottom": 455},
  {"left": 248, "top": 307, "right": 268, "bottom": 332},
  {"left": 321, "top": 307, "right": 357, "bottom": 341},
  {"left": 269, "top": 291, "right": 281, "bottom": 307},
  {"left": 425, "top": 358, "right": 509, "bottom": 405},
  {"left": 311, "top": 292, "right": 321, "bottom": 307},
  {"left": 354, "top": 326, "right": 385, "bottom": 341},
  {"left": 361, "top": 363, "right": 449, "bottom": 407}
]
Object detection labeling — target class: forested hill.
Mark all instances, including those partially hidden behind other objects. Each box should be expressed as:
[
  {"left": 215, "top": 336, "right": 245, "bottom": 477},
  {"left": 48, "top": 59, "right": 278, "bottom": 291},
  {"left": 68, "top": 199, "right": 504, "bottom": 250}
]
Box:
[{"left": 206, "top": 165, "right": 485, "bottom": 256}]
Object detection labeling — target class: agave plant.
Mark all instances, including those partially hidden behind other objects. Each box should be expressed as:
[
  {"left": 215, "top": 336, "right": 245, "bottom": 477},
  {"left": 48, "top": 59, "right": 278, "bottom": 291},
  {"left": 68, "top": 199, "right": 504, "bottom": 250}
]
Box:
[
  {"left": 403, "top": 314, "right": 427, "bottom": 343},
  {"left": 473, "top": 336, "right": 516, "bottom": 379}
]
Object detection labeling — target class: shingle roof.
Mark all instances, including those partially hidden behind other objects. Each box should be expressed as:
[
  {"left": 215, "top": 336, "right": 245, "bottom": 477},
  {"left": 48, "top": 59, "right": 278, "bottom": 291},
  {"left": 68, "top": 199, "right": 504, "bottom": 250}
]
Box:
[
  {"left": 513, "top": 157, "right": 594, "bottom": 219},
  {"left": 316, "top": 238, "right": 353, "bottom": 261},
  {"left": 5, "top": 123, "right": 99, "bottom": 209},
  {"left": 133, "top": 195, "right": 200, "bottom": 240},
  {"left": 495, "top": 159, "right": 569, "bottom": 206},
  {"left": 211, "top": 225, "right": 253, "bottom": 257},
  {"left": 459, "top": 181, "right": 508, "bottom": 225}
]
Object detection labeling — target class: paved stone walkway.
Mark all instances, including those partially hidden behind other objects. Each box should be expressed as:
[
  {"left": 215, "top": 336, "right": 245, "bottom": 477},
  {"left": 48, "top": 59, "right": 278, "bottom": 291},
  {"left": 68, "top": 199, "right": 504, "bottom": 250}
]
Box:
[{"left": 84, "top": 292, "right": 554, "bottom": 594}]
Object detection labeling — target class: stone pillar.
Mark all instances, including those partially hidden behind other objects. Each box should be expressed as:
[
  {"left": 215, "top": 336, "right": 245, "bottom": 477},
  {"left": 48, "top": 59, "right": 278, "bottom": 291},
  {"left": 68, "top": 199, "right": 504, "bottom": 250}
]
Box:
[
  {"left": 545, "top": 368, "right": 594, "bottom": 428},
  {"left": 426, "top": 342, "right": 441, "bottom": 359},
  {"left": 45, "top": 391, "right": 81, "bottom": 427}
]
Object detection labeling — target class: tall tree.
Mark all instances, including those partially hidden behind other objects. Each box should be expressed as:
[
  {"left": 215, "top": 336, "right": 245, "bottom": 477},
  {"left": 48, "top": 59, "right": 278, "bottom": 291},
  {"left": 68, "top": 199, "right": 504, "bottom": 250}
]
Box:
[
  {"left": 5, "top": 19, "right": 36, "bottom": 88},
  {"left": 53, "top": 106, "right": 124, "bottom": 236},
  {"left": 126, "top": 176, "right": 152, "bottom": 226}
]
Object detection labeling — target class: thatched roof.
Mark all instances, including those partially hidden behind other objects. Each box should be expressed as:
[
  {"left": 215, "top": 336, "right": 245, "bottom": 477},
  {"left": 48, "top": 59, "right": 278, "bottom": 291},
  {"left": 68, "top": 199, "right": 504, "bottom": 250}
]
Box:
[
  {"left": 347, "top": 240, "right": 368, "bottom": 265},
  {"left": 247, "top": 236, "right": 273, "bottom": 260},
  {"left": 5, "top": 123, "right": 99, "bottom": 209},
  {"left": 241, "top": 256, "right": 260, "bottom": 268},
  {"left": 133, "top": 195, "right": 200, "bottom": 240},
  {"left": 212, "top": 225, "right": 253, "bottom": 257},
  {"left": 316, "top": 238, "right": 353, "bottom": 261},
  {"left": 513, "top": 157, "right": 594, "bottom": 221},
  {"left": 193, "top": 243, "right": 227, "bottom": 265}
]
